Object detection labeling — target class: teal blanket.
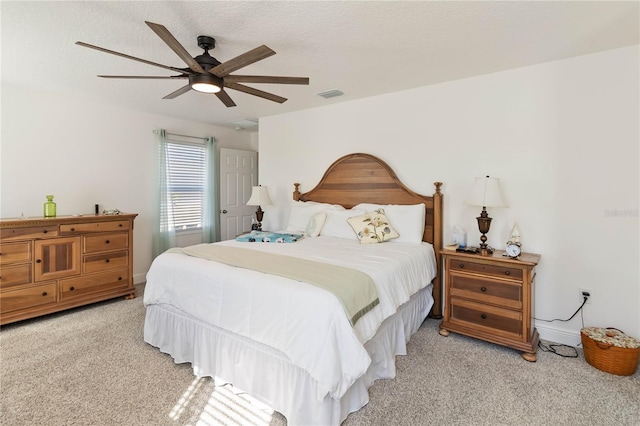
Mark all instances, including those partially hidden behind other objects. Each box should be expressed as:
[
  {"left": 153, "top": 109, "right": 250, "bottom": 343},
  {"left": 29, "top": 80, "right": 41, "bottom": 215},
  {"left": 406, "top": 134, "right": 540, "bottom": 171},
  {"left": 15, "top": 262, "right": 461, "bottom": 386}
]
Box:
[{"left": 236, "top": 230, "right": 303, "bottom": 243}]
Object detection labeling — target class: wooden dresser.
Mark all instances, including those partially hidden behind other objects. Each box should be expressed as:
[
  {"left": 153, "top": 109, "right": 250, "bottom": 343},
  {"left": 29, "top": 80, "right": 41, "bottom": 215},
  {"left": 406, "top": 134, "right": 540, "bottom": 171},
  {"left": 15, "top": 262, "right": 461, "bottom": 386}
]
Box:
[
  {"left": 439, "top": 250, "right": 541, "bottom": 361},
  {"left": 0, "top": 214, "right": 137, "bottom": 325}
]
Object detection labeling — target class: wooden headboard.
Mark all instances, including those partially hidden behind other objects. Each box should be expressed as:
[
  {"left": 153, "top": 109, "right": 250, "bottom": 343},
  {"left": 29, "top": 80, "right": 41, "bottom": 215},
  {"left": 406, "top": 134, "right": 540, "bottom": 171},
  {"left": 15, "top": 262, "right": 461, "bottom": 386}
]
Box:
[{"left": 292, "top": 153, "right": 443, "bottom": 318}]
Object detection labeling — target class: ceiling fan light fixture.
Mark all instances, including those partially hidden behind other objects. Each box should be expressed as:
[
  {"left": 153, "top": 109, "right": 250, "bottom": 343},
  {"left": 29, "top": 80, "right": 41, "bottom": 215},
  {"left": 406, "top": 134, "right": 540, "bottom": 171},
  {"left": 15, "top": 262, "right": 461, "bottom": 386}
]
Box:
[{"left": 189, "top": 74, "right": 223, "bottom": 94}]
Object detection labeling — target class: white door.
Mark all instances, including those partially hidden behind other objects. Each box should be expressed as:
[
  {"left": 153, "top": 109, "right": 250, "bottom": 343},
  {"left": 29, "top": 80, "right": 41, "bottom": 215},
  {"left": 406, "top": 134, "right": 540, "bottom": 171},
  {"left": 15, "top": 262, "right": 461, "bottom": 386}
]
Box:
[{"left": 219, "top": 148, "right": 258, "bottom": 240}]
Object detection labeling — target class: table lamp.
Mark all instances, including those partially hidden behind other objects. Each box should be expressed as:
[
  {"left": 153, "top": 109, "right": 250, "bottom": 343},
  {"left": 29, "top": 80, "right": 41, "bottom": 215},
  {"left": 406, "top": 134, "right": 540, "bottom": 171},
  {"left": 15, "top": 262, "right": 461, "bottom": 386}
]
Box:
[
  {"left": 465, "top": 176, "right": 507, "bottom": 256},
  {"left": 246, "top": 185, "right": 273, "bottom": 231}
]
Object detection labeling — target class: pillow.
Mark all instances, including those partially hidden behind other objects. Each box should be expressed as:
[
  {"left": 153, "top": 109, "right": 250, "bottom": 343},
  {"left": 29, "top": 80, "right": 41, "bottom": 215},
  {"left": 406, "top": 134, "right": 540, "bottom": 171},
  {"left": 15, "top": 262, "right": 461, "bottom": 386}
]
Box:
[
  {"left": 320, "top": 209, "right": 366, "bottom": 239},
  {"left": 305, "top": 212, "right": 326, "bottom": 237},
  {"left": 354, "top": 203, "right": 425, "bottom": 243},
  {"left": 347, "top": 209, "right": 399, "bottom": 244},
  {"left": 285, "top": 201, "right": 332, "bottom": 233}
]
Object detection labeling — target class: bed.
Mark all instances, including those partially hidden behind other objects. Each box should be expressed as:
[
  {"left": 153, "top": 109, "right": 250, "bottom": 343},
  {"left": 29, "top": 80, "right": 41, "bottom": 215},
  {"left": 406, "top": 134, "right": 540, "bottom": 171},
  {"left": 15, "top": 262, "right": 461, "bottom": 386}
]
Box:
[{"left": 143, "top": 153, "right": 443, "bottom": 425}]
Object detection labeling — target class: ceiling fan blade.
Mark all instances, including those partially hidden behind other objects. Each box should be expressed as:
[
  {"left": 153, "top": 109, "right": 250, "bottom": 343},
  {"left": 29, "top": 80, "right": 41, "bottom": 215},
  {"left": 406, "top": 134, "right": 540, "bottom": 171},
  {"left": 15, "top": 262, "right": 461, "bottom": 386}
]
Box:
[
  {"left": 145, "top": 21, "right": 205, "bottom": 73},
  {"left": 76, "top": 41, "right": 192, "bottom": 74},
  {"left": 225, "top": 82, "right": 287, "bottom": 103},
  {"left": 162, "top": 85, "right": 192, "bottom": 99},
  {"left": 210, "top": 45, "right": 275, "bottom": 78},
  {"left": 224, "top": 75, "right": 309, "bottom": 85},
  {"left": 98, "top": 75, "right": 188, "bottom": 79},
  {"left": 215, "top": 90, "right": 236, "bottom": 107}
]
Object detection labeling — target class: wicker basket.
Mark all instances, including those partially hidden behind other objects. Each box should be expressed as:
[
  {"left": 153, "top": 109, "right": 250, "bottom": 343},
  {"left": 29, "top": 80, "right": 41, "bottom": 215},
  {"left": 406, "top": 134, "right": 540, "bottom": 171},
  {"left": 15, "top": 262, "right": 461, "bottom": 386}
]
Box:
[{"left": 581, "top": 327, "right": 640, "bottom": 376}]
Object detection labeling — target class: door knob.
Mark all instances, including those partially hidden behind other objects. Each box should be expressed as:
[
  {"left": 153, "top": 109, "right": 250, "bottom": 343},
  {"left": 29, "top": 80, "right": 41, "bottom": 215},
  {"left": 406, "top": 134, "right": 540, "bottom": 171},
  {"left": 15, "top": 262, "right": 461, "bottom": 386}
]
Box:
[{"left": 221, "top": 209, "right": 228, "bottom": 214}]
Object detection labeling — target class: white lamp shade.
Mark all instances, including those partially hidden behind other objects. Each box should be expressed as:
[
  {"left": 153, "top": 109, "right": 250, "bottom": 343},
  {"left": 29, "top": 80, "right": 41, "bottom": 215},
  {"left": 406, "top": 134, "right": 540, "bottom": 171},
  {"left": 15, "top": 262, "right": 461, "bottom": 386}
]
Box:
[
  {"left": 246, "top": 185, "right": 273, "bottom": 206},
  {"left": 465, "top": 176, "right": 507, "bottom": 208}
]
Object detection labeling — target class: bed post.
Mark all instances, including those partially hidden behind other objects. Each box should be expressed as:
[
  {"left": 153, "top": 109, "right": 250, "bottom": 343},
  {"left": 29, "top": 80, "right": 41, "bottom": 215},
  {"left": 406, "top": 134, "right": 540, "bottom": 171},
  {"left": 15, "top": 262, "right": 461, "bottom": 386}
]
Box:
[
  {"left": 293, "top": 183, "right": 301, "bottom": 201},
  {"left": 431, "top": 181, "right": 444, "bottom": 319}
]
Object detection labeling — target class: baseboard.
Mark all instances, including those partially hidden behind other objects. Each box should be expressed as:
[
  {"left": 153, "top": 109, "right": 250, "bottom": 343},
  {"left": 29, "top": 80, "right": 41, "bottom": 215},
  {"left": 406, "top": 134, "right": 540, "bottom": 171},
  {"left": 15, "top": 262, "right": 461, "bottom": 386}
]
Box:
[
  {"left": 535, "top": 323, "right": 582, "bottom": 347},
  {"left": 133, "top": 273, "right": 146, "bottom": 285}
]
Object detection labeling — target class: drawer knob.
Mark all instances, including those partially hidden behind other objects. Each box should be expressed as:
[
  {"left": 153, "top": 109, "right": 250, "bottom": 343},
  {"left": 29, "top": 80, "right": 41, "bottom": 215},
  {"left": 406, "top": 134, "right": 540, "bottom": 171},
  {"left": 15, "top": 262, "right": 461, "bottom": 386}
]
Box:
[
  {"left": 43, "top": 230, "right": 48, "bottom": 234},
  {"left": 119, "top": 224, "right": 123, "bottom": 227},
  {"left": 505, "top": 271, "right": 511, "bottom": 276},
  {"left": 105, "top": 259, "right": 110, "bottom": 263},
  {"left": 105, "top": 240, "right": 110, "bottom": 244},
  {"left": 70, "top": 227, "right": 75, "bottom": 232},
  {"left": 70, "top": 286, "right": 75, "bottom": 291},
  {"left": 480, "top": 287, "right": 487, "bottom": 292},
  {"left": 481, "top": 313, "right": 487, "bottom": 319},
  {"left": 36, "top": 259, "right": 42, "bottom": 263},
  {"left": 42, "top": 291, "right": 48, "bottom": 296},
  {"left": 459, "top": 263, "right": 464, "bottom": 268},
  {"left": 118, "top": 277, "right": 123, "bottom": 280}
]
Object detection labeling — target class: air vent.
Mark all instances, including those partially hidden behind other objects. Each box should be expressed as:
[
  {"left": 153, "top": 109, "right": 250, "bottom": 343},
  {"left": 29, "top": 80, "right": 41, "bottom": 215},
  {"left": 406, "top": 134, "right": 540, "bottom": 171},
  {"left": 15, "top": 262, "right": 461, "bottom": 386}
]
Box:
[
  {"left": 228, "top": 119, "right": 258, "bottom": 128},
  {"left": 316, "top": 89, "right": 344, "bottom": 99}
]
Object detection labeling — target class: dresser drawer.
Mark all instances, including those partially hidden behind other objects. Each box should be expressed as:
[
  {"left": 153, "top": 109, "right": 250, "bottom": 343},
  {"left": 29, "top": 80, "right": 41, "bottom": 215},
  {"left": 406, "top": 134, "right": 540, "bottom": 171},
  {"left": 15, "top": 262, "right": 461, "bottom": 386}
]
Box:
[
  {"left": 60, "top": 268, "right": 129, "bottom": 301},
  {"left": 60, "top": 220, "right": 130, "bottom": 234},
  {"left": 449, "top": 259, "right": 523, "bottom": 281},
  {"left": 0, "top": 282, "right": 57, "bottom": 313},
  {"left": 83, "top": 232, "right": 129, "bottom": 254},
  {"left": 0, "top": 241, "right": 32, "bottom": 265},
  {"left": 83, "top": 250, "right": 128, "bottom": 273},
  {"left": 450, "top": 274, "right": 522, "bottom": 310},
  {"left": 451, "top": 298, "right": 522, "bottom": 336},
  {"left": 1, "top": 226, "right": 58, "bottom": 241},
  {"left": 0, "top": 263, "right": 32, "bottom": 288}
]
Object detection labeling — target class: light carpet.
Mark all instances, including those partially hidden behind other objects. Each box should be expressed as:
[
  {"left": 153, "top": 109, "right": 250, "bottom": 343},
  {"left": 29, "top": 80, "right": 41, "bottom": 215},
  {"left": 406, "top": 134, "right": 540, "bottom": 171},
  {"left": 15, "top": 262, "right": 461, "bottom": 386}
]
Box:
[{"left": 1, "top": 284, "right": 638, "bottom": 426}]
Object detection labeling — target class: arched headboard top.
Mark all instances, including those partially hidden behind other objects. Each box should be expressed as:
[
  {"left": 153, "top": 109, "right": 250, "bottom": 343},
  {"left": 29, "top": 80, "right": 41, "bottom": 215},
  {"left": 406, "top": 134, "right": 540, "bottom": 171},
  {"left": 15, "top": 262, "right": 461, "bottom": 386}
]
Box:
[
  {"left": 292, "top": 153, "right": 444, "bottom": 318},
  {"left": 293, "top": 153, "right": 442, "bottom": 244}
]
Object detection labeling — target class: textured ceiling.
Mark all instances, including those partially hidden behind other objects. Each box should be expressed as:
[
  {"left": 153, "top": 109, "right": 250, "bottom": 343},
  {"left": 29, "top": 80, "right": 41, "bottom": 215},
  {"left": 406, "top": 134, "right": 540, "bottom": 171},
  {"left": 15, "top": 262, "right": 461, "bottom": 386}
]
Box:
[{"left": 2, "top": 1, "right": 638, "bottom": 129}]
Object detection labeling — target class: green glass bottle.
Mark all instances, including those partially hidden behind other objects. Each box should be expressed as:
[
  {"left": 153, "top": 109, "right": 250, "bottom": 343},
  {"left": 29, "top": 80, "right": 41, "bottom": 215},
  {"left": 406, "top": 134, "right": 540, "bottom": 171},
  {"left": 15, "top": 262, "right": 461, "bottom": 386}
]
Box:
[{"left": 44, "top": 195, "right": 57, "bottom": 218}]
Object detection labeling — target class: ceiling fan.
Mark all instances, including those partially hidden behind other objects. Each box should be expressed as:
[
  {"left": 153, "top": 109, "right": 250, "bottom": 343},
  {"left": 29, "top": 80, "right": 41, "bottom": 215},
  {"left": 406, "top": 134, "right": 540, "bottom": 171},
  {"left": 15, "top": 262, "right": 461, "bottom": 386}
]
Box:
[{"left": 76, "top": 21, "right": 309, "bottom": 107}]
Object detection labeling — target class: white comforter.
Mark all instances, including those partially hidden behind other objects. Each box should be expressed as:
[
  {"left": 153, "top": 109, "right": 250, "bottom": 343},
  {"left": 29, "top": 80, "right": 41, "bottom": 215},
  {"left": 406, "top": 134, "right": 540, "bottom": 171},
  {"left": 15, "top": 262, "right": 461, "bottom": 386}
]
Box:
[{"left": 144, "top": 236, "right": 436, "bottom": 400}]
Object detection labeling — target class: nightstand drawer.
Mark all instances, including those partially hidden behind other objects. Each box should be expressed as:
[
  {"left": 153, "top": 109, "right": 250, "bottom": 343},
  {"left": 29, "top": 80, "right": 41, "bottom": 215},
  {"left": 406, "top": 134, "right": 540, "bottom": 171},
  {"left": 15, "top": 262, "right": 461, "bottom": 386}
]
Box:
[
  {"left": 449, "top": 260, "right": 523, "bottom": 281},
  {"left": 450, "top": 274, "right": 522, "bottom": 310},
  {"left": 451, "top": 298, "right": 522, "bottom": 336}
]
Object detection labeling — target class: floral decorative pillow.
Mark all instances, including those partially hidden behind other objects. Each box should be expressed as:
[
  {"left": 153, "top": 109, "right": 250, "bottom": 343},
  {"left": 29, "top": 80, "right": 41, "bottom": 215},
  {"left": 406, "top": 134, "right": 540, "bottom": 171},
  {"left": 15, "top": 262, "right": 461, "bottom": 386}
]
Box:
[{"left": 347, "top": 209, "right": 399, "bottom": 244}]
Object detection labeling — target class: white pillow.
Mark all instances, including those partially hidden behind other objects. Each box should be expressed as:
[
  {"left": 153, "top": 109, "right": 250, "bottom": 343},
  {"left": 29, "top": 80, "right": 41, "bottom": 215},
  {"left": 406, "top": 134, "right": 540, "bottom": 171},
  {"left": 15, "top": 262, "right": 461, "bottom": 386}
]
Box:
[
  {"left": 320, "top": 209, "right": 366, "bottom": 239},
  {"left": 305, "top": 212, "right": 326, "bottom": 237},
  {"left": 354, "top": 203, "right": 425, "bottom": 243},
  {"left": 285, "top": 202, "right": 330, "bottom": 233},
  {"left": 285, "top": 201, "right": 344, "bottom": 233},
  {"left": 347, "top": 209, "right": 400, "bottom": 244}
]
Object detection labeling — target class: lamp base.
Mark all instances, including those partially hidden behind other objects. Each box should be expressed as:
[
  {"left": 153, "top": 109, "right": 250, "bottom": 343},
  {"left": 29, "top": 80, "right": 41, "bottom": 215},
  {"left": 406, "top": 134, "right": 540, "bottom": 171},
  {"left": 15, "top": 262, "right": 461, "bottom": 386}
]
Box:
[{"left": 479, "top": 246, "right": 493, "bottom": 256}]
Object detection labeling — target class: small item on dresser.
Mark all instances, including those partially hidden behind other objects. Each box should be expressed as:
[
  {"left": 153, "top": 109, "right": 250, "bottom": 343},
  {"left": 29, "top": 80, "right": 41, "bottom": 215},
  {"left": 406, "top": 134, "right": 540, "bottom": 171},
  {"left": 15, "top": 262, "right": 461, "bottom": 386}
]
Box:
[
  {"left": 505, "top": 223, "right": 522, "bottom": 258},
  {"left": 102, "top": 209, "right": 121, "bottom": 215},
  {"left": 44, "top": 195, "right": 56, "bottom": 218},
  {"left": 452, "top": 226, "right": 467, "bottom": 248},
  {"left": 95, "top": 204, "right": 100, "bottom": 214},
  {"left": 456, "top": 246, "right": 478, "bottom": 254}
]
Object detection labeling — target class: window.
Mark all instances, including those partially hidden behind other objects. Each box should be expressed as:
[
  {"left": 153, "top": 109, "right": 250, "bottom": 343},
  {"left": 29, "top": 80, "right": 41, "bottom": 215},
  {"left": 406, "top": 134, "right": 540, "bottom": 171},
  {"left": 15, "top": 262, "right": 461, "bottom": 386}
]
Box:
[{"left": 162, "top": 139, "right": 207, "bottom": 232}]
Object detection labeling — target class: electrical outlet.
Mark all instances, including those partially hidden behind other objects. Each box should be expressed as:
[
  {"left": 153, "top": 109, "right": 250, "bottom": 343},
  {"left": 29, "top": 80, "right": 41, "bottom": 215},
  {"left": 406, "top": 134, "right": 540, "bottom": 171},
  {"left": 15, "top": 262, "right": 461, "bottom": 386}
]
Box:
[{"left": 579, "top": 288, "right": 592, "bottom": 305}]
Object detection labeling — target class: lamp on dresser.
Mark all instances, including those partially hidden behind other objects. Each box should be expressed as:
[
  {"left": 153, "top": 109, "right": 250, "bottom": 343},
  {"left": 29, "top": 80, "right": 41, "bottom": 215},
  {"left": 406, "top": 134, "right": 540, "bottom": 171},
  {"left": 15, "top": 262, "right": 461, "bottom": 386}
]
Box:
[
  {"left": 246, "top": 185, "right": 273, "bottom": 231},
  {"left": 465, "top": 175, "right": 507, "bottom": 256}
]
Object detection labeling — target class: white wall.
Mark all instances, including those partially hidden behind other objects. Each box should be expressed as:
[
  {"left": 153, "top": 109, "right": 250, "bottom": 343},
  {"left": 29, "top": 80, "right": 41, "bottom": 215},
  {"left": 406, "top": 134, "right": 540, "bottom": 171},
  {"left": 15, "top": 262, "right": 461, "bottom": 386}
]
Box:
[
  {"left": 258, "top": 46, "right": 639, "bottom": 345},
  {"left": 1, "top": 83, "right": 256, "bottom": 283}
]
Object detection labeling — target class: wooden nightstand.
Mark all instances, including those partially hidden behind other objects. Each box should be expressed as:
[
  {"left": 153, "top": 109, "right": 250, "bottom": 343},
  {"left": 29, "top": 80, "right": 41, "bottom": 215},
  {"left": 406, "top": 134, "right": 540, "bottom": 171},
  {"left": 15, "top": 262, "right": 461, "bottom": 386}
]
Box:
[{"left": 439, "top": 250, "right": 541, "bottom": 361}]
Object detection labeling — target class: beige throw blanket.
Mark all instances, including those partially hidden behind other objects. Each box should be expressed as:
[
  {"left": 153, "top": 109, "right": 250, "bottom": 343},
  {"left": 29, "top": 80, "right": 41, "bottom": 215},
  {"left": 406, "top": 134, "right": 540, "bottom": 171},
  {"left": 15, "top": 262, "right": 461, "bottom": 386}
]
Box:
[{"left": 168, "top": 244, "right": 379, "bottom": 326}]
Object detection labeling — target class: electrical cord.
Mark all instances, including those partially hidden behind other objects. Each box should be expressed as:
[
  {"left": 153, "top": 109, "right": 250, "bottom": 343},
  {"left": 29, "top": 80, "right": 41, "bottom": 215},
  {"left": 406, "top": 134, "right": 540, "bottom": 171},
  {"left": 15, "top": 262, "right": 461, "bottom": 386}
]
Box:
[
  {"left": 533, "top": 296, "right": 588, "bottom": 358},
  {"left": 535, "top": 296, "right": 587, "bottom": 323}
]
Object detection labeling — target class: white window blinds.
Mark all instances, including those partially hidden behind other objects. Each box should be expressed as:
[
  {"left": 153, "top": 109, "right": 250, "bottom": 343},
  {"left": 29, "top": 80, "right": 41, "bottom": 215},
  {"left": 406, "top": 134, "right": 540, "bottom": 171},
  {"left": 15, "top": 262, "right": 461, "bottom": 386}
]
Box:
[{"left": 164, "top": 139, "right": 206, "bottom": 232}]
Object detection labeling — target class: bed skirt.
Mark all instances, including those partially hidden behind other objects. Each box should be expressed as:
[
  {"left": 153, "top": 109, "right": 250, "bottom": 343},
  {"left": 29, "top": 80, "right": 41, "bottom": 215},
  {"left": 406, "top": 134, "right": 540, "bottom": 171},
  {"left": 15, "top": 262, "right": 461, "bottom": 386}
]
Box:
[{"left": 143, "top": 283, "right": 433, "bottom": 425}]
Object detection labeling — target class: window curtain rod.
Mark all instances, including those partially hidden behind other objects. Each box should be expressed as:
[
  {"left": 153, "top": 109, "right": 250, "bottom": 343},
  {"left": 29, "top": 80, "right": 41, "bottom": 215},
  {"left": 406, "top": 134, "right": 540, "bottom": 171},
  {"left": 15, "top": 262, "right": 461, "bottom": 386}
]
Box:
[{"left": 152, "top": 129, "right": 207, "bottom": 141}]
